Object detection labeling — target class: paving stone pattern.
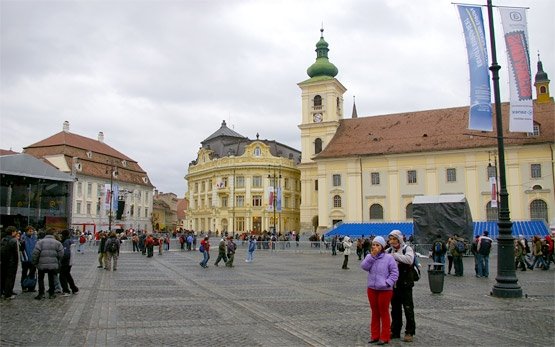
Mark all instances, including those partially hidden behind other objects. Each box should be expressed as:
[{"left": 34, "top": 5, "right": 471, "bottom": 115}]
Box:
[{"left": 1, "top": 242, "right": 553, "bottom": 347}]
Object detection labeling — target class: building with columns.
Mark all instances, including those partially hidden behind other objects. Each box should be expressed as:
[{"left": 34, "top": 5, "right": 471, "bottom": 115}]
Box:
[
  {"left": 24, "top": 121, "right": 155, "bottom": 233},
  {"left": 185, "top": 121, "right": 301, "bottom": 235},
  {"left": 298, "top": 29, "right": 554, "bottom": 234}
]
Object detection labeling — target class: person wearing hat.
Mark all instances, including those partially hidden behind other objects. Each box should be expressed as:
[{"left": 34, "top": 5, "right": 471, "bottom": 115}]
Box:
[
  {"left": 386, "top": 230, "right": 416, "bottom": 343},
  {"left": 341, "top": 236, "right": 353, "bottom": 269},
  {"left": 361, "top": 236, "right": 399, "bottom": 345}
]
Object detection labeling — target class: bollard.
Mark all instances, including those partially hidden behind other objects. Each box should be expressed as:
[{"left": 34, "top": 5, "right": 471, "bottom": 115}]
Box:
[{"left": 427, "top": 263, "right": 445, "bottom": 294}]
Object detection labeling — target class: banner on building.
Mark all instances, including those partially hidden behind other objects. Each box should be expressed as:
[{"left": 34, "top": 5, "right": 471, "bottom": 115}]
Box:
[
  {"left": 104, "top": 184, "right": 111, "bottom": 212},
  {"left": 267, "top": 186, "right": 275, "bottom": 211},
  {"left": 458, "top": 5, "right": 492, "bottom": 131},
  {"left": 490, "top": 176, "right": 498, "bottom": 208},
  {"left": 499, "top": 7, "right": 533, "bottom": 133},
  {"left": 276, "top": 187, "right": 282, "bottom": 213}
]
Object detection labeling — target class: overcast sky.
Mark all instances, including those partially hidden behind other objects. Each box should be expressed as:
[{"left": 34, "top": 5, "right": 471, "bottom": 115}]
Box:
[{"left": 1, "top": 0, "right": 553, "bottom": 196}]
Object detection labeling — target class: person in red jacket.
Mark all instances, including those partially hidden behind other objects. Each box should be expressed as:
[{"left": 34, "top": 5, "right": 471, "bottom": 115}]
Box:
[{"left": 199, "top": 236, "right": 210, "bottom": 268}]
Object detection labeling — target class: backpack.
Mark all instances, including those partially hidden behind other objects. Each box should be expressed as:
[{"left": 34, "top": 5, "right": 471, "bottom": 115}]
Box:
[
  {"left": 337, "top": 242, "right": 345, "bottom": 252},
  {"left": 434, "top": 241, "right": 443, "bottom": 254},
  {"left": 455, "top": 240, "right": 466, "bottom": 253},
  {"left": 403, "top": 246, "right": 421, "bottom": 282},
  {"left": 79, "top": 235, "right": 86, "bottom": 244},
  {"left": 107, "top": 240, "right": 118, "bottom": 253},
  {"left": 199, "top": 245, "right": 205, "bottom": 253},
  {"left": 479, "top": 238, "right": 492, "bottom": 255}
]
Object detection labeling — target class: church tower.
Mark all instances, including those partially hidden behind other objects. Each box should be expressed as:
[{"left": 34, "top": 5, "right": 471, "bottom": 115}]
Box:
[
  {"left": 534, "top": 55, "right": 551, "bottom": 103},
  {"left": 297, "top": 29, "right": 346, "bottom": 232}
]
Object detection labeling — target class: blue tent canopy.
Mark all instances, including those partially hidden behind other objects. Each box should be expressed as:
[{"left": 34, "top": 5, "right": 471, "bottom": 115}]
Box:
[{"left": 324, "top": 221, "right": 549, "bottom": 240}]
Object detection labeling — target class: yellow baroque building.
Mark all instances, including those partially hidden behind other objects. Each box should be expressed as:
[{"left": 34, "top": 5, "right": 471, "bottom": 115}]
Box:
[
  {"left": 298, "top": 30, "right": 554, "bottom": 234},
  {"left": 185, "top": 121, "right": 301, "bottom": 235}
]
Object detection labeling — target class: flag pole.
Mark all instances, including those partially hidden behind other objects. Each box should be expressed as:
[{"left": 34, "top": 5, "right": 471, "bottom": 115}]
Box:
[{"left": 486, "top": 0, "right": 522, "bottom": 298}]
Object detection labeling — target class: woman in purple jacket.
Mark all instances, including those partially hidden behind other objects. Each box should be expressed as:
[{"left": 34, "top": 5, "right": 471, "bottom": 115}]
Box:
[{"left": 361, "top": 236, "right": 399, "bottom": 345}]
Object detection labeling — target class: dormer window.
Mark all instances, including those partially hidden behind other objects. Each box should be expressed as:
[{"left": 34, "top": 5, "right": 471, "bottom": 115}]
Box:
[
  {"left": 121, "top": 160, "right": 127, "bottom": 167},
  {"left": 142, "top": 177, "right": 149, "bottom": 184},
  {"left": 527, "top": 124, "right": 540, "bottom": 137},
  {"left": 86, "top": 151, "right": 92, "bottom": 159}
]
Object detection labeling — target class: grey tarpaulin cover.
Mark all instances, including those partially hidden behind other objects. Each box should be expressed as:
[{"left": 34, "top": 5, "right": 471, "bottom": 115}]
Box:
[{"left": 412, "top": 194, "right": 474, "bottom": 244}]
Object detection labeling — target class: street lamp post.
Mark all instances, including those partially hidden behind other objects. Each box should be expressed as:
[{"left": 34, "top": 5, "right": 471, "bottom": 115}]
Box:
[
  {"left": 268, "top": 166, "right": 281, "bottom": 234},
  {"left": 486, "top": 0, "right": 522, "bottom": 298},
  {"left": 106, "top": 163, "right": 118, "bottom": 232}
]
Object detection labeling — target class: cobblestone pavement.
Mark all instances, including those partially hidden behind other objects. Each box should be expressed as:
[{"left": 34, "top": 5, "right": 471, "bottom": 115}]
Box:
[{"left": 1, "top": 242, "right": 553, "bottom": 347}]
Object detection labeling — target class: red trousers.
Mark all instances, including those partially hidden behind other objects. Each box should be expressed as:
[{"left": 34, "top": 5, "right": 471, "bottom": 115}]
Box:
[{"left": 367, "top": 287, "right": 393, "bottom": 342}]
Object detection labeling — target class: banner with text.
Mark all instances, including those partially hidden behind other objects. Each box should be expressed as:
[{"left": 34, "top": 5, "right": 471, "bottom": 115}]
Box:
[
  {"left": 499, "top": 7, "right": 533, "bottom": 133},
  {"left": 458, "top": 5, "right": 492, "bottom": 131}
]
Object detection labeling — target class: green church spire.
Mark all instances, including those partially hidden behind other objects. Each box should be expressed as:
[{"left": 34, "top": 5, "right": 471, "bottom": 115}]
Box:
[{"left": 306, "top": 28, "right": 338, "bottom": 79}]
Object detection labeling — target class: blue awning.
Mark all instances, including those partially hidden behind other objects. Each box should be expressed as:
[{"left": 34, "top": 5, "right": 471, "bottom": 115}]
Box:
[{"left": 324, "top": 220, "right": 549, "bottom": 240}]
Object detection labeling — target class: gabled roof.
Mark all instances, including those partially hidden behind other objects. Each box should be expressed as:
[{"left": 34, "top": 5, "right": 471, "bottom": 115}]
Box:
[
  {"left": 0, "top": 153, "right": 74, "bottom": 182},
  {"left": 25, "top": 131, "right": 134, "bottom": 161},
  {"left": 316, "top": 100, "right": 554, "bottom": 159}
]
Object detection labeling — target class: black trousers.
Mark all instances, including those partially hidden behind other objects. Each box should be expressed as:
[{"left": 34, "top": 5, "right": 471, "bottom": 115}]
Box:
[
  {"left": 0, "top": 263, "right": 17, "bottom": 296},
  {"left": 342, "top": 255, "right": 349, "bottom": 268},
  {"left": 59, "top": 264, "right": 78, "bottom": 293},
  {"left": 391, "top": 285, "right": 416, "bottom": 336},
  {"left": 37, "top": 269, "right": 57, "bottom": 296}
]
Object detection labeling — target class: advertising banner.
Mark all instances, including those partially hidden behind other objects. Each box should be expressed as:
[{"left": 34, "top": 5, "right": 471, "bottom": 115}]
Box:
[
  {"left": 499, "top": 7, "right": 533, "bottom": 133},
  {"left": 458, "top": 5, "right": 492, "bottom": 131}
]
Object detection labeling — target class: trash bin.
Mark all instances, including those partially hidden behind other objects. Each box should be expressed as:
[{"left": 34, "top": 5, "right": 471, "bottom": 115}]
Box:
[{"left": 427, "top": 263, "right": 445, "bottom": 294}]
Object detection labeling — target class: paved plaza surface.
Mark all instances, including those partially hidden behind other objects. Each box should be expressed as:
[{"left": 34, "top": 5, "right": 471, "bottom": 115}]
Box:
[{"left": 1, "top": 241, "right": 554, "bottom": 347}]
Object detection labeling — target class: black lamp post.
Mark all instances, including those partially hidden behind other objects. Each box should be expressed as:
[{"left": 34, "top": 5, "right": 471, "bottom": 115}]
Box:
[
  {"left": 268, "top": 166, "right": 281, "bottom": 234},
  {"left": 486, "top": 0, "right": 522, "bottom": 298},
  {"left": 106, "top": 163, "right": 118, "bottom": 232}
]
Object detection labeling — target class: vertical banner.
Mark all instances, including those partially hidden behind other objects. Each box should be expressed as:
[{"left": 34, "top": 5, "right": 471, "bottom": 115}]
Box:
[
  {"left": 104, "top": 184, "right": 111, "bottom": 212},
  {"left": 458, "top": 5, "right": 492, "bottom": 131},
  {"left": 112, "top": 184, "right": 119, "bottom": 212},
  {"left": 267, "top": 186, "right": 274, "bottom": 211},
  {"left": 276, "top": 187, "right": 282, "bottom": 213},
  {"left": 489, "top": 177, "right": 498, "bottom": 208},
  {"left": 499, "top": 7, "right": 533, "bottom": 133}
]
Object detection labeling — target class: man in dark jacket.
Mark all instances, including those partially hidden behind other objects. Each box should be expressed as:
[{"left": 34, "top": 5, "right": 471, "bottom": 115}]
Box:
[
  {"left": 431, "top": 233, "right": 447, "bottom": 272},
  {"left": 104, "top": 232, "right": 120, "bottom": 271},
  {"left": 32, "top": 228, "right": 64, "bottom": 300},
  {"left": 1, "top": 226, "right": 20, "bottom": 299},
  {"left": 20, "top": 226, "right": 37, "bottom": 292},
  {"left": 387, "top": 230, "right": 416, "bottom": 343}
]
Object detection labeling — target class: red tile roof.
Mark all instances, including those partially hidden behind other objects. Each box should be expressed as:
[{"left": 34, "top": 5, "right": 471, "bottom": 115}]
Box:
[
  {"left": 24, "top": 131, "right": 134, "bottom": 161},
  {"left": 316, "top": 100, "right": 554, "bottom": 159}
]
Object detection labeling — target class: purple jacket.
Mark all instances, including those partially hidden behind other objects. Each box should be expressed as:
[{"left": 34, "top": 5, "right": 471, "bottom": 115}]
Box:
[{"left": 360, "top": 252, "right": 399, "bottom": 291}]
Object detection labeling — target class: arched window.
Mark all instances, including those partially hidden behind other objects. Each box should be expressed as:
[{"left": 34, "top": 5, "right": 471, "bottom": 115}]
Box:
[
  {"left": 369, "top": 204, "right": 383, "bottom": 220},
  {"left": 540, "top": 86, "right": 547, "bottom": 94},
  {"left": 405, "top": 203, "right": 413, "bottom": 219},
  {"left": 333, "top": 195, "right": 342, "bottom": 208},
  {"left": 486, "top": 201, "right": 498, "bottom": 221},
  {"left": 532, "top": 185, "right": 542, "bottom": 190},
  {"left": 314, "top": 95, "right": 322, "bottom": 108},
  {"left": 315, "top": 138, "right": 322, "bottom": 154},
  {"left": 530, "top": 199, "right": 548, "bottom": 223}
]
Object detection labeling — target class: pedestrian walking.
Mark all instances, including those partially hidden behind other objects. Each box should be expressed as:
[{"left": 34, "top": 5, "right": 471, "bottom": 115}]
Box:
[
  {"left": 104, "top": 232, "right": 120, "bottom": 271},
  {"left": 476, "top": 230, "right": 492, "bottom": 277},
  {"left": 0, "top": 226, "right": 20, "bottom": 299},
  {"left": 361, "top": 236, "right": 399, "bottom": 345},
  {"left": 246, "top": 235, "right": 256, "bottom": 262},
  {"left": 199, "top": 236, "right": 210, "bottom": 268},
  {"left": 59, "top": 230, "right": 79, "bottom": 295},
  {"left": 214, "top": 237, "right": 228, "bottom": 266},
  {"left": 20, "top": 226, "right": 37, "bottom": 293},
  {"left": 225, "top": 236, "right": 237, "bottom": 267}
]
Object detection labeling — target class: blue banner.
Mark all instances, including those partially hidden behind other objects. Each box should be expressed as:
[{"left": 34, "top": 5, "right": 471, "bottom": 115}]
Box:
[{"left": 458, "top": 5, "right": 492, "bottom": 131}]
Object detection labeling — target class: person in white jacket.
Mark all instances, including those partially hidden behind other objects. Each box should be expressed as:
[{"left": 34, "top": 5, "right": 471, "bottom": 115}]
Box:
[{"left": 342, "top": 236, "right": 353, "bottom": 269}]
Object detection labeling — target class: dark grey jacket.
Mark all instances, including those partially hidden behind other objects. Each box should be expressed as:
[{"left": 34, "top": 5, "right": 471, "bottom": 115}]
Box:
[{"left": 32, "top": 235, "right": 64, "bottom": 271}]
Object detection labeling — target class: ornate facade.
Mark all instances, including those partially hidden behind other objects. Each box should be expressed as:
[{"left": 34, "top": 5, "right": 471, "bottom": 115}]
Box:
[{"left": 185, "top": 121, "right": 301, "bottom": 235}]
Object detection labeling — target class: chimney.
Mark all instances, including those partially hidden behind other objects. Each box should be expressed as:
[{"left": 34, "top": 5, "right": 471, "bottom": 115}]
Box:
[
  {"left": 63, "top": 121, "right": 70, "bottom": 132},
  {"left": 98, "top": 131, "right": 104, "bottom": 143}
]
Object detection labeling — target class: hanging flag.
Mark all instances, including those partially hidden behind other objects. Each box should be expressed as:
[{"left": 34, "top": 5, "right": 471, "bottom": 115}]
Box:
[
  {"left": 276, "top": 187, "right": 282, "bottom": 213},
  {"left": 267, "top": 186, "right": 275, "bottom": 211},
  {"left": 458, "top": 5, "right": 492, "bottom": 131},
  {"left": 112, "top": 184, "right": 119, "bottom": 211},
  {"left": 499, "top": 7, "right": 533, "bottom": 133},
  {"left": 489, "top": 176, "right": 498, "bottom": 208},
  {"left": 104, "top": 184, "right": 111, "bottom": 212}
]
